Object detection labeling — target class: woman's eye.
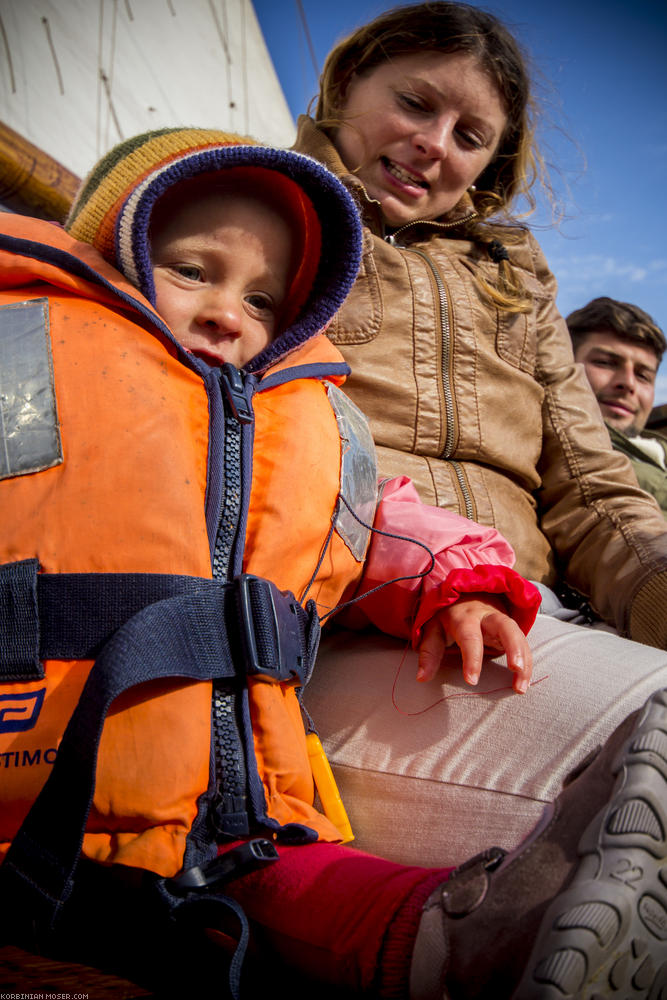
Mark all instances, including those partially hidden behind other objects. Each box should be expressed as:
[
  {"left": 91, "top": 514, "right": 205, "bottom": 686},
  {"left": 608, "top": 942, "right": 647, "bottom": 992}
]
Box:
[
  {"left": 456, "top": 128, "right": 484, "bottom": 150},
  {"left": 397, "top": 92, "right": 428, "bottom": 113}
]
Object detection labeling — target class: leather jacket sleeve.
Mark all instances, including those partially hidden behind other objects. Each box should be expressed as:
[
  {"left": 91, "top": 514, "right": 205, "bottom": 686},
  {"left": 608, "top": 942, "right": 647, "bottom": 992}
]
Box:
[{"left": 528, "top": 237, "right": 667, "bottom": 644}]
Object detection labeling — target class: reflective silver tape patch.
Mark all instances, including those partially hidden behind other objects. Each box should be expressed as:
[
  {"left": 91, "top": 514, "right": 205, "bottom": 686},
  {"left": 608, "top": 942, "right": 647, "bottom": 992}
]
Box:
[
  {"left": 0, "top": 299, "right": 63, "bottom": 479},
  {"left": 326, "top": 381, "right": 378, "bottom": 561}
]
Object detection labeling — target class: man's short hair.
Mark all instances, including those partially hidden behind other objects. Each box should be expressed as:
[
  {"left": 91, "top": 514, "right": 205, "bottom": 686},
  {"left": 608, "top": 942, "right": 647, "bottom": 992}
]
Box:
[{"left": 566, "top": 296, "right": 666, "bottom": 363}]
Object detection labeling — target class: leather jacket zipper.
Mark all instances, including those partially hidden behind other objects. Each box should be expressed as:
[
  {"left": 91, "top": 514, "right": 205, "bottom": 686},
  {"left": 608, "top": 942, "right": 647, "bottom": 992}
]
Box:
[
  {"left": 386, "top": 210, "right": 476, "bottom": 243},
  {"left": 387, "top": 235, "right": 475, "bottom": 521}
]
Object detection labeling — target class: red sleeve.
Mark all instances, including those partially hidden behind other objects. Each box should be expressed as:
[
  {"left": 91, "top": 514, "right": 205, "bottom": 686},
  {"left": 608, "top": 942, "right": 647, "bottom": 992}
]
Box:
[{"left": 410, "top": 564, "right": 541, "bottom": 647}]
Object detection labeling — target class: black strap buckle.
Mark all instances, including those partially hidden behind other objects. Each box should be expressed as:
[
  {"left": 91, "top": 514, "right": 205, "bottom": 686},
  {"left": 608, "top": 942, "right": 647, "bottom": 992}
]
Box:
[
  {"left": 166, "top": 838, "right": 279, "bottom": 895},
  {"left": 235, "top": 574, "right": 315, "bottom": 685}
]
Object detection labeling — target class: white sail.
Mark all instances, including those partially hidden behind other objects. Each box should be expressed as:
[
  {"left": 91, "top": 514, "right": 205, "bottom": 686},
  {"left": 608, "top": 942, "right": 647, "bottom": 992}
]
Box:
[{"left": 0, "top": 0, "right": 296, "bottom": 181}]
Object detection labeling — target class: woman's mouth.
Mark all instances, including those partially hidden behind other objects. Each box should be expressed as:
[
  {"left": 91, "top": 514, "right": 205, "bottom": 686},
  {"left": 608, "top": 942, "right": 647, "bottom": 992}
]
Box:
[{"left": 381, "top": 157, "right": 428, "bottom": 191}]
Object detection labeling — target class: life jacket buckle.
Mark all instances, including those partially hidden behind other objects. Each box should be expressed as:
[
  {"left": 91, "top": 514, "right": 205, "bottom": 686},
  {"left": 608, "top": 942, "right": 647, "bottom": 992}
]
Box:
[
  {"left": 235, "top": 574, "right": 311, "bottom": 684},
  {"left": 166, "top": 838, "right": 279, "bottom": 895}
]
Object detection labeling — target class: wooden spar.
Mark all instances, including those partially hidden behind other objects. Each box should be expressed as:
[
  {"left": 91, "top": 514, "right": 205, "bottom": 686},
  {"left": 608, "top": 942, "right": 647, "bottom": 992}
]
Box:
[{"left": 0, "top": 121, "right": 80, "bottom": 223}]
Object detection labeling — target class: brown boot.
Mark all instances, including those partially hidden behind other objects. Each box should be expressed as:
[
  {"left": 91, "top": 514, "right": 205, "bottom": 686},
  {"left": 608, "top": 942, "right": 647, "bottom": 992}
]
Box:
[{"left": 410, "top": 689, "right": 667, "bottom": 999}]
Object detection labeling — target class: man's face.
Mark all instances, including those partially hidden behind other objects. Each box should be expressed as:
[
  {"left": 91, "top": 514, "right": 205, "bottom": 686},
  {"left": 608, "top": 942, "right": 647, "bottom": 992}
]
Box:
[{"left": 573, "top": 330, "right": 659, "bottom": 435}]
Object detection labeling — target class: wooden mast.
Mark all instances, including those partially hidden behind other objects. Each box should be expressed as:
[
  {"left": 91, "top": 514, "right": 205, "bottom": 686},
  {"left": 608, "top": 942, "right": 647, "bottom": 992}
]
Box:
[{"left": 0, "top": 121, "right": 80, "bottom": 223}]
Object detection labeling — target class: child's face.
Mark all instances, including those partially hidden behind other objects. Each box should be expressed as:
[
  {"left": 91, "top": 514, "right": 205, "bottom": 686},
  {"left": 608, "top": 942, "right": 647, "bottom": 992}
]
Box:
[{"left": 151, "top": 192, "right": 294, "bottom": 369}]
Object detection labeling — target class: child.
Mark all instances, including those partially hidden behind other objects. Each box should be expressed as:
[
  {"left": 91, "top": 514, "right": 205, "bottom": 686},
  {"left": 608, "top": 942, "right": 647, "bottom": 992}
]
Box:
[
  {"left": 65, "top": 127, "right": 538, "bottom": 699},
  {"left": 0, "top": 129, "right": 664, "bottom": 999}
]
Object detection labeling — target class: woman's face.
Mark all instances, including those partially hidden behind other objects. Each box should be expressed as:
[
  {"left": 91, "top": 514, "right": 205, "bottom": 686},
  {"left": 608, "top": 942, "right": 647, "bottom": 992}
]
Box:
[{"left": 332, "top": 51, "right": 507, "bottom": 227}]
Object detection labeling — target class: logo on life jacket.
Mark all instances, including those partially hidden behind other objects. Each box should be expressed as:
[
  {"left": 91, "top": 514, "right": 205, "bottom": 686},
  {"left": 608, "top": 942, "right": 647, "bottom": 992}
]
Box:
[{"left": 0, "top": 689, "right": 46, "bottom": 733}]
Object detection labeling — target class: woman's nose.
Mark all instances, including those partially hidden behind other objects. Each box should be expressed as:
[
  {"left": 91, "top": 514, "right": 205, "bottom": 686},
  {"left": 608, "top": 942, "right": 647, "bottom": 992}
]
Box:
[{"left": 413, "top": 117, "right": 452, "bottom": 159}]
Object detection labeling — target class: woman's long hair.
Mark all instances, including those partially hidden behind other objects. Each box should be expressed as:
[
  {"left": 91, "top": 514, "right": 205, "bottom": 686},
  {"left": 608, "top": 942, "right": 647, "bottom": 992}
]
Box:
[{"left": 316, "top": 1, "right": 545, "bottom": 311}]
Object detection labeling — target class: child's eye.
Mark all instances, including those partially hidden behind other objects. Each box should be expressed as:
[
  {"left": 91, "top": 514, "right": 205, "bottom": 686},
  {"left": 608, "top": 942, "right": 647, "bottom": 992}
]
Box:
[
  {"left": 174, "top": 263, "right": 203, "bottom": 281},
  {"left": 245, "top": 292, "right": 274, "bottom": 313}
]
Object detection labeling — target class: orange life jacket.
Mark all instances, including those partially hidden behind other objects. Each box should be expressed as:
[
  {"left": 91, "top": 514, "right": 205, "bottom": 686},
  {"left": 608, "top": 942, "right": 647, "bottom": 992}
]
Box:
[{"left": 0, "top": 214, "right": 377, "bottom": 882}]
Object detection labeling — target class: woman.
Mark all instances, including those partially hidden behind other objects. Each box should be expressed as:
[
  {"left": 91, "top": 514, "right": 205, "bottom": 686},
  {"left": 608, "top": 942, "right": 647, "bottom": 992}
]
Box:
[{"left": 294, "top": 1, "right": 667, "bottom": 867}]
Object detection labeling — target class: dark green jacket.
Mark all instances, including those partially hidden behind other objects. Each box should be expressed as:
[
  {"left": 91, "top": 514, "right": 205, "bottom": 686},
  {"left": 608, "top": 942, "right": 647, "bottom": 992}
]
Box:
[{"left": 608, "top": 425, "right": 667, "bottom": 518}]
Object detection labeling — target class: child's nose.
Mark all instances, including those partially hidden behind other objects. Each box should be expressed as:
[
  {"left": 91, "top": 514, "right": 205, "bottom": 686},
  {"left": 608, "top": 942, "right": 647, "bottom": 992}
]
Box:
[{"left": 198, "top": 291, "right": 242, "bottom": 336}]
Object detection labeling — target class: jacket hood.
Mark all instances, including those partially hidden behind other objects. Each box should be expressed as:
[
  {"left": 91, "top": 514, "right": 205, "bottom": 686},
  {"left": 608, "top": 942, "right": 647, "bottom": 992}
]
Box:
[{"left": 65, "top": 127, "right": 363, "bottom": 373}]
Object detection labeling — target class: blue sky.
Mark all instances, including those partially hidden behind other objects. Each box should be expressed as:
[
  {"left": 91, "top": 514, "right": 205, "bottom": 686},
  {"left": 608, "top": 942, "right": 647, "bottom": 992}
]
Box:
[{"left": 254, "top": 0, "right": 667, "bottom": 406}]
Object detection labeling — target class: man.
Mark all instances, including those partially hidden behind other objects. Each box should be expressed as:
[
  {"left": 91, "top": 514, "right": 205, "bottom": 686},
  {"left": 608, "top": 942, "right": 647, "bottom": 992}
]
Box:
[{"left": 566, "top": 296, "right": 667, "bottom": 516}]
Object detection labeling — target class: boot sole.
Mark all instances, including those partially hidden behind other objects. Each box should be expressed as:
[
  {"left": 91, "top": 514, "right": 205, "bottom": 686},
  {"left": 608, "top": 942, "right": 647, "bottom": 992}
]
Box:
[{"left": 513, "top": 688, "right": 667, "bottom": 999}]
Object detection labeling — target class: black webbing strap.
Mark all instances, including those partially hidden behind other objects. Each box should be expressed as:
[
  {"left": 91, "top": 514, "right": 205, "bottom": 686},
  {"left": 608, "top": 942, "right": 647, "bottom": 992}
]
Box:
[
  {"left": 0, "top": 564, "right": 320, "bottom": 932},
  {"left": 1, "top": 585, "right": 244, "bottom": 929},
  {"left": 0, "top": 559, "right": 319, "bottom": 684},
  {"left": 0, "top": 559, "right": 227, "bottom": 680},
  {"left": 0, "top": 559, "right": 41, "bottom": 680}
]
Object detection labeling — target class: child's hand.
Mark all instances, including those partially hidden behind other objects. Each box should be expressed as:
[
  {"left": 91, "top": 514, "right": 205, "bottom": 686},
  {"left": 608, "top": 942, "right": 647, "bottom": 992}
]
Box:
[{"left": 416, "top": 594, "right": 533, "bottom": 694}]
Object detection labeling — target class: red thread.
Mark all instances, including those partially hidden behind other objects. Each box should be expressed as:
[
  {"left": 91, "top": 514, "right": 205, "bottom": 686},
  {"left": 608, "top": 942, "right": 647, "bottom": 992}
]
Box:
[{"left": 391, "top": 641, "right": 549, "bottom": 716}]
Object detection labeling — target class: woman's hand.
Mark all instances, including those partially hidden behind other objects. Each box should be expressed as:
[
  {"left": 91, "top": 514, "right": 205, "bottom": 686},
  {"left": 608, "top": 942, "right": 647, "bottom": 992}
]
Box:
[{"left": 416, "top": 594, "right": 533, "bottom": 694}]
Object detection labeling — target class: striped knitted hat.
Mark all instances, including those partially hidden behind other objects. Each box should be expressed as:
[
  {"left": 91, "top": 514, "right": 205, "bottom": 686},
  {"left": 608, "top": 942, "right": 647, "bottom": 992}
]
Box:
[{"left": 66, "top": 127, "right": 362, "bottom": 373}]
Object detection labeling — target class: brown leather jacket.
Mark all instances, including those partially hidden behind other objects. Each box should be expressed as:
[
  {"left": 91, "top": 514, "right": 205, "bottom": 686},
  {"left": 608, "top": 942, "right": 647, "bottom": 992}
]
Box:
[{"left": 294, "top": 116, "right": 667, "bottom": 648}]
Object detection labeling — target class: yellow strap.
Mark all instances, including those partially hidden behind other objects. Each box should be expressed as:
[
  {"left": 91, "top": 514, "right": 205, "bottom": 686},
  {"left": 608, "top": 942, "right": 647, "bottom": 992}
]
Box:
[{"left": 306, "top": 732, "right": 354, "bottom": 843}]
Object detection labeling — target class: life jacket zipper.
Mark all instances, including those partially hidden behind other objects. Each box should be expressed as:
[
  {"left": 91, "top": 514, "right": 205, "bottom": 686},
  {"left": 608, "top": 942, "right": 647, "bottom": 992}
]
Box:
[
  {"left": 212, "top": 364, "right": 252, "bottom": 581},
  {"left": 210, "top": 362, "right": 254, "bottom": 839}
]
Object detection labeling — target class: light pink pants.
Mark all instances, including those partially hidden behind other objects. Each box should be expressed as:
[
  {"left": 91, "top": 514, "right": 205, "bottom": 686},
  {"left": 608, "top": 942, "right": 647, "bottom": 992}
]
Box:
[{"left": 304, "top": 611, "right": 667, "bottom": 868}]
